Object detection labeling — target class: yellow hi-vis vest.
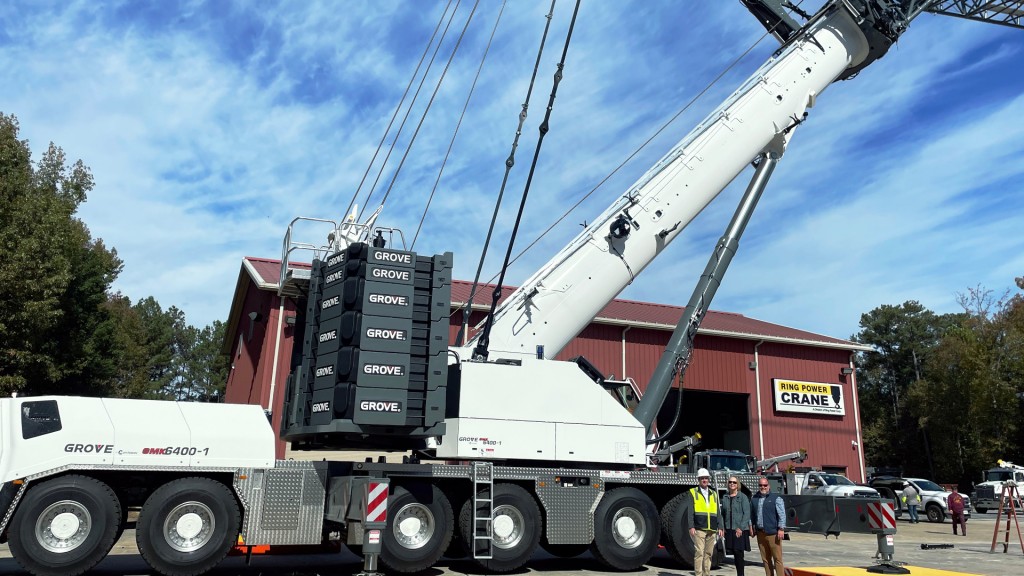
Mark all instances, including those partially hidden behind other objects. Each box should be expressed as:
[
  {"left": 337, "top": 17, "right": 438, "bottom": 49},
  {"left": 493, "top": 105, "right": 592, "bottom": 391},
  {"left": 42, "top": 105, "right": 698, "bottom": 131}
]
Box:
[{"left": 689, "top": 487, "right": 720, "bottom": 531}]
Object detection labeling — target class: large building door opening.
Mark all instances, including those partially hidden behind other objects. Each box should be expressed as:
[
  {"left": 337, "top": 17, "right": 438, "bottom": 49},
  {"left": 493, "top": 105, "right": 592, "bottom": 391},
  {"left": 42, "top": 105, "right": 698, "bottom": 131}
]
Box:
[{"left": 657, "top": 390, "right": 751, "bottom": 455}]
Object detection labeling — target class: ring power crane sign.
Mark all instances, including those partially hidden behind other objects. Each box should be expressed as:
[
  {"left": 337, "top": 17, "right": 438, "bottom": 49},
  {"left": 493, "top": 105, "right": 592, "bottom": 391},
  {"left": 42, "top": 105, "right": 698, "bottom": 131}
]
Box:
[{"left": 772, "top": 379, "right": 845, "bottom": 416}]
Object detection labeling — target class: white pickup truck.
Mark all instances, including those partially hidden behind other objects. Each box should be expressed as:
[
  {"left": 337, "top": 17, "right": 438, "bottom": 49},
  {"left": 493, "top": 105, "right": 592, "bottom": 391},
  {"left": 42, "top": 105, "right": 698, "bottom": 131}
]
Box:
[
  {"left": 801, "top": 472, "right": 880, "bottom": 498},
  {"left": 869, "top": 476, "right": 972, "bottom": 523}
]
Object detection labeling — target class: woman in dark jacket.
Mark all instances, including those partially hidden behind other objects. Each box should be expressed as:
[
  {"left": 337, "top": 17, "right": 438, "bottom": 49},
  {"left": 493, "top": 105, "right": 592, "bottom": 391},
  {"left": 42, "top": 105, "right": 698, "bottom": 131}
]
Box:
[{"left": 722, "top": 476, "right": 752, "bottom": 576}]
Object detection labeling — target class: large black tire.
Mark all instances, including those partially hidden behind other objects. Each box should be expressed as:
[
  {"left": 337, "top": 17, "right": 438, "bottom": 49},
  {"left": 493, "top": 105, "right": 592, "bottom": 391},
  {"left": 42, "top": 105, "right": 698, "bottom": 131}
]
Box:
[
  {"left": 590, "top": 487, "right": 660, "bottom": 571},
  {"left": 443, "top": 490, "right": 468, "bottom": 560},
  {"left": 113, "top": 501, "right": 129, "bottom": 546},
  {"left": 458, "top": 483, "right": 541, "bottom": 572},
  {"left": 659, "top": 492, "right": 694, "bottom": 568},
  {"left": 659, "top": 491, "right": 724, "bottom": 569},
  {"left": 7, "top": 475, "right": 122, "bottom": 576},
  {"left": 925, "top": 503, "right": 945, "bottom": 523},
  {"left": 975, "top": 507, "right": 988, "bottom": 514},
  {"left": 380, "top": 484, "right": 453, "bottom": 573},
  {"left": 136, "top": 477, "right": 240, "bottom": 576}
]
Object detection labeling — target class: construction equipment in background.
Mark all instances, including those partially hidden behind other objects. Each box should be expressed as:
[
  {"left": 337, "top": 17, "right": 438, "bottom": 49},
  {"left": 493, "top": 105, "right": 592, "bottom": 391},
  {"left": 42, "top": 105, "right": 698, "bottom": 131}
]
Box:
[
  {"left": 973, "top": 459, "right": 1024, "bottom": 513},
  {"left": 757, "top": 449, "right": 808, "bottom": 473}
]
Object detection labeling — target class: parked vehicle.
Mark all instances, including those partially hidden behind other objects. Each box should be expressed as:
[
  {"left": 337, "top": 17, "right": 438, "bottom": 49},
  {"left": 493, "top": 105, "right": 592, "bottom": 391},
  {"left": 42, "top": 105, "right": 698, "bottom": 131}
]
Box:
[
  {"left": 971, "top": 460, "right": 1024, "bottom": 513},
  {"left": 869, "top": 476, "right": 971, "bottom": 523},
  {"left": 802, "top": 472, "right": 879, "bottom": 498}
]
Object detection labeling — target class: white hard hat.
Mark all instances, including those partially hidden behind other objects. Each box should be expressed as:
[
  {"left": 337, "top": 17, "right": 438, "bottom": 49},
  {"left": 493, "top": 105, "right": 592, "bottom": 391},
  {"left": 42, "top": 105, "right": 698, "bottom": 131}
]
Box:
[{"left": 697, "top": 468, "right": 711, "bottom": 478}]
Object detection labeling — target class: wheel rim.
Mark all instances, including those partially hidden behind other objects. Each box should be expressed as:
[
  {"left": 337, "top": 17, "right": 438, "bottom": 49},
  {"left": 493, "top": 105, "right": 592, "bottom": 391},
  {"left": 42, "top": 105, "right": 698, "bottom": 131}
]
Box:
[
  {"left": 163, "top": 501, "right": 216, "bottom": 552},
  {"left": 35, "top": 500, "right": 92, "bottom": 554},
  {"left": 610, "top": 506, "right": 646, "bottom": 549},
  {"left": 492, "top": 504, "right": 525, "bottom": 550},
  {"left": 393, "top": 503, "right": 435, "bottom": 550}
]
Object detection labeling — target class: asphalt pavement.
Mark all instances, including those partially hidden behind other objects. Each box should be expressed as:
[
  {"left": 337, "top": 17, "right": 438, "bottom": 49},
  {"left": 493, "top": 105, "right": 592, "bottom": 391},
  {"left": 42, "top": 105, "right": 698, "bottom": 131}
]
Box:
[{"left": 2, "top": 511, "right": 1022, "bottom": 576}]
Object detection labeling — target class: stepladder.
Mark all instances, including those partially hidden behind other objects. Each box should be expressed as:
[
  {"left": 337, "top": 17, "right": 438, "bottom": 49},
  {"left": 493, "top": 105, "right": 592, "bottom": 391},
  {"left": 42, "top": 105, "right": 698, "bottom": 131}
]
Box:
[{"left": 990, "top": 482, "right": 1024, "bottom": 554}]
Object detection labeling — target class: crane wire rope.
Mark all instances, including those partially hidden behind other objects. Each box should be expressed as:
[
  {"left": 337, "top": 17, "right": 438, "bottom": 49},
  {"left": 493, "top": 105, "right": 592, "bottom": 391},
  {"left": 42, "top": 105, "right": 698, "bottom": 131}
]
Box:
[
  {"left": 369, "top": 1, "right": 481, "bottom": 221},
  {"left": 411, "top": 0, "right": 508, "bottom": 251},
  {"left": 472, "top": 0, "right": 583, "bottom": 359},
  {"left": 355, "top": 1, "right": 464, "bottom": 222},
  {"left": 343, "top": 0, "right": 455, "bottom": 225},
  {"left": 454, "top": 0, "right": 558, "bottom": 347}
]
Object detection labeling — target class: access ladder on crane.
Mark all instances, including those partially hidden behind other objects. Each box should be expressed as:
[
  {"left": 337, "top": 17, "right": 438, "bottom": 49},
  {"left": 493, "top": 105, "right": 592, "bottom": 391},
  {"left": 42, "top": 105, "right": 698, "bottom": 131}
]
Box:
[
  {"left": 990, "top": 483, "right": 1024, "bottom": 554},
  {"left": 471, "top": 461, "right": 494, "bottom": 559}
]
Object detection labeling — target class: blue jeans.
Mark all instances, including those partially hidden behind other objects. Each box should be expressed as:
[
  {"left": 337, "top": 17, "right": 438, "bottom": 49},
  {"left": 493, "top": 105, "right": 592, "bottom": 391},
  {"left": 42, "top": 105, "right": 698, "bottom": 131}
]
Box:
[{"left": 908, "top": 505, "right": 919, "bottom": 522}]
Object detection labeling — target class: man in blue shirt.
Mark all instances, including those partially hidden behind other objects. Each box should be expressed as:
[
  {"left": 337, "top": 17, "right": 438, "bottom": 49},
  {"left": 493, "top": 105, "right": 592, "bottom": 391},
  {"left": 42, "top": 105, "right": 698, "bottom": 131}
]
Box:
[{"left": 750, "top": 478, "right": 786, "bottom": 576}]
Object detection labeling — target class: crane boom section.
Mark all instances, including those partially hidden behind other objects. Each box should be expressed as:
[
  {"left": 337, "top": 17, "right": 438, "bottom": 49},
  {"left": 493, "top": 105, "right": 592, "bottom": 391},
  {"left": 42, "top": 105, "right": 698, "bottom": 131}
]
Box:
[{"left": 467, "top": 6, "right": 871, "bottom": 359}]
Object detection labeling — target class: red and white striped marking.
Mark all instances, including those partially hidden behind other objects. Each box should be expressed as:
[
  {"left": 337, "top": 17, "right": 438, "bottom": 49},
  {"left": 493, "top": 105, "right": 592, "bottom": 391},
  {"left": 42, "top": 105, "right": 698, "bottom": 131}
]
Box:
[
  {"left": 867, "top": 501, "right": 896, "bottom": 530},
  {"left": 366, "top": 482, "right": 388, "bottom": 523}
]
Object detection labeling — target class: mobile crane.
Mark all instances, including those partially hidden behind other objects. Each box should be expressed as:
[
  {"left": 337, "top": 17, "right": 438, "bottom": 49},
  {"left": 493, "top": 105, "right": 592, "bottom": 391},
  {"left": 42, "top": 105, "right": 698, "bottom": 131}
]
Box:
[{"left": 0, "top": 2, "right": 1000, "bottom": 576}]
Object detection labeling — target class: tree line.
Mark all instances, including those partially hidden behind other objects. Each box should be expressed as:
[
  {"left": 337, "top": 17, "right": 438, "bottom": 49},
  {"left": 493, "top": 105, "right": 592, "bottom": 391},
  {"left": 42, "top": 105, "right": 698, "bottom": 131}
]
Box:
[
  {"left": 853, "top": 288, "right": 1024, "bottom": 490},
  {"left": 1, "top": 113, "right": 227, "bottom": 401}
]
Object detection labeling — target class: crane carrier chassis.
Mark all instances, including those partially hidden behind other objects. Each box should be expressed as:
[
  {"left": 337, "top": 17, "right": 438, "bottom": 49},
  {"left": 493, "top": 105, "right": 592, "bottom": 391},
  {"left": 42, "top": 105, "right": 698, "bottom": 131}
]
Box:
[{"left": 0, "top": 404, "right": 883, "bottom": 576}]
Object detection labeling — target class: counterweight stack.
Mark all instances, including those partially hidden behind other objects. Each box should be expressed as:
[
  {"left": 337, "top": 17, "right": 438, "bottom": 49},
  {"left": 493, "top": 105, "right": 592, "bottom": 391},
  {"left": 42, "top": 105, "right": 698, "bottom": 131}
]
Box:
[{"left": 281, "top": 243, "right": 453, "bottom": 448}]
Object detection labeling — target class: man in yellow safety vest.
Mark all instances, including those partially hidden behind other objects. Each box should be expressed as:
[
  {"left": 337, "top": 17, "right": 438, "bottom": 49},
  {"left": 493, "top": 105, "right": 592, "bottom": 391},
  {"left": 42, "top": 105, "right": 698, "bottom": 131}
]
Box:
[{"left": 688, "top": 468, "right": 725, "bottom": 576}]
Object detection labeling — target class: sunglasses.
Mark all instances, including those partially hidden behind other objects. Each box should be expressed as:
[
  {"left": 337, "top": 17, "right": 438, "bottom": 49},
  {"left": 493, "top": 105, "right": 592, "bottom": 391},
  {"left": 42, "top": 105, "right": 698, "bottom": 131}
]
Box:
[
  {"left": 759, "top": 484, "right": 769, "bottom": 487},
  {"left": 728, "top": 481, "right": 738, "bottom": 484}
]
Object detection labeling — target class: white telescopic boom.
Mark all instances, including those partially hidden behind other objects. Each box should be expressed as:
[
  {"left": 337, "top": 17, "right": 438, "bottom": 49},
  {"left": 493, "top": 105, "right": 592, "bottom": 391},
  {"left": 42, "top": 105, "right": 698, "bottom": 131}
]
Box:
[{"left": 465, "top": 4, "right": 875, "bottom": 359}]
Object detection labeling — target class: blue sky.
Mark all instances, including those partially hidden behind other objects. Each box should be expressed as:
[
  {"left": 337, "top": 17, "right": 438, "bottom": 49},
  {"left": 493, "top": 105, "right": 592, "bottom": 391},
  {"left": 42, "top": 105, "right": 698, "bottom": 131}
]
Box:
[{"left": 1, "top": 1, "right": 1022, "bottom": 341}]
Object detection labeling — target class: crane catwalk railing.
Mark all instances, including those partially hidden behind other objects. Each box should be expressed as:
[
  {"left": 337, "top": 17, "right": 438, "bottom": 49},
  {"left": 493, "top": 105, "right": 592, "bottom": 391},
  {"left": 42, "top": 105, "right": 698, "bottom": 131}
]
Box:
[{"left": 927, "top": 0, "right": 1024, "bottom": 29}]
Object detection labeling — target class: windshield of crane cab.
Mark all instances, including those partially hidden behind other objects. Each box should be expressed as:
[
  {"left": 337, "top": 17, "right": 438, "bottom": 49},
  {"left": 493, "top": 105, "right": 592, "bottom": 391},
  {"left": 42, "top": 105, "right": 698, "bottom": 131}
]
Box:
[{"left": 711, "top": 455, "right": 752, "bottom": 473}]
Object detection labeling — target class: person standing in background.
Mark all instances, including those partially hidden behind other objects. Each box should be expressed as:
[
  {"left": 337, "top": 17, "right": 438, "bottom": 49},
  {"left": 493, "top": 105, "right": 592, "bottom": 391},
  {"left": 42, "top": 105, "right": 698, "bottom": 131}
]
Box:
[
  {"left": 948, "top": 491, "right": 967, "bottom": 536},
  {"left": 903, "top": 482, "right": 921, "bottom": 524}
]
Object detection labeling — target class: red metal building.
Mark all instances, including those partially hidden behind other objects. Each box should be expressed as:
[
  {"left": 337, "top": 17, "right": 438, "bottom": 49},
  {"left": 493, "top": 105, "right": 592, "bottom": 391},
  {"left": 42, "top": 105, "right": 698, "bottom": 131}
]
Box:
[{"left": 223, "top": 257, "right": 871, "bottom": 480}]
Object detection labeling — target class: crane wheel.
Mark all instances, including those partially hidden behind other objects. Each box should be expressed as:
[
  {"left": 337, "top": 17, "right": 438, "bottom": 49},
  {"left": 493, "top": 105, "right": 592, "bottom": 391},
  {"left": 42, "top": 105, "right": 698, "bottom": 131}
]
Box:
[
  {"left": 380, "top": 484, "right": 453, "bottom": 573},
  {"left": 136, "top": 477, "right": 240, "bottom": 576},
  {"left": 7, "top": 474, "right": 122, "bottom": 576},
  {"left": 457, "top": 483, "right": 541, "bottom": 572},
  {"left": 660, "top": 491, "right": 725, "bottom": 570},
  {"left": 590, "top": 487, "right": 660, "bottom": 571},
  {"left": 659, "top": 492, "right": 695, "bottom": 567}
]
